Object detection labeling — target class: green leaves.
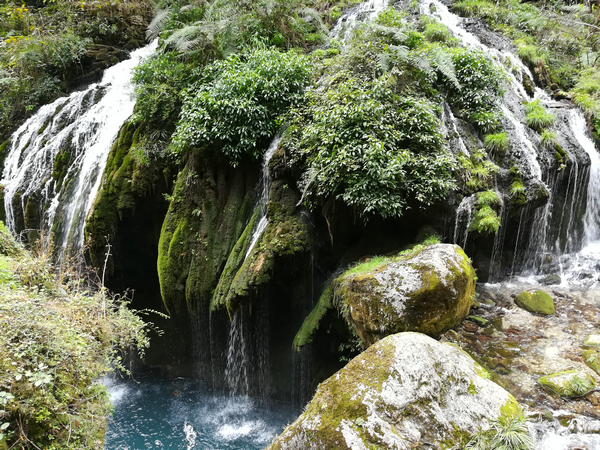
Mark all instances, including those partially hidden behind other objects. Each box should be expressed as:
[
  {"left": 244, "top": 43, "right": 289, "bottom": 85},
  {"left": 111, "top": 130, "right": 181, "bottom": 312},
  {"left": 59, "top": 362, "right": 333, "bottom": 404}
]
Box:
[
  {"left": 172, "top": 48, "right": 311, "bottom": 163},
  {"left": 286, "top": 78, "right": 456, "bottom": 219}
]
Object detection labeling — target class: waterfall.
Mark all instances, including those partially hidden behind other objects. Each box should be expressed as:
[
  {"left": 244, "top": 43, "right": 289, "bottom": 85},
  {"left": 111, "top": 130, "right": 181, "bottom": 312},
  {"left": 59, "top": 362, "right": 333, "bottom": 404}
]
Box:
[
  {"left": 1, "top": 40, "right": 158, "bottom": 260},
  {"left": 329, "top": 0, "right": 388, "bottom": 41},
  {"left": 244, "top": 135, "right": 282, "bottom": 260}
]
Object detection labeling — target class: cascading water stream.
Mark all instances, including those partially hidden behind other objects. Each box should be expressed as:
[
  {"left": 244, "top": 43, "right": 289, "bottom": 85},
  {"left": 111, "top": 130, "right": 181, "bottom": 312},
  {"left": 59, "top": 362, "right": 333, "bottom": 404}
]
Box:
[
  {"left": 329, "top": 0, "right": 388, "bottom": 41},
  {"left": 244, "top": 135, "right": 282, "bottom": 260},
  {"left": 1, "top": 40, "right": 158, "bottom": 260}
]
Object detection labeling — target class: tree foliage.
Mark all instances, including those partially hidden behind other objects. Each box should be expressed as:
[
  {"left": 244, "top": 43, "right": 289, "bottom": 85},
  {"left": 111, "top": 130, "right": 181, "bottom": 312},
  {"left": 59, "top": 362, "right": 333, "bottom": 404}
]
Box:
[{"left": 172, "top": 47, "right": 311, "bottom": 163}]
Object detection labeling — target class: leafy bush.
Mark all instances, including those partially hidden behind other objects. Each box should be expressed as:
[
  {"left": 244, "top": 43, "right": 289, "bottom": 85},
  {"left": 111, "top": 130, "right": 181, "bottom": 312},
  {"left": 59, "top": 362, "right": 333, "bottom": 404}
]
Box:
[
  {"left": 132, "top": 52, "right": 199, "bottom": 129},
  {"left": 0, "top": 222, "right": 155, "bottom": 449},
  {"left": 447, "top": 49, "right": 505, "bottom": 132},
  {"left": 285, "top": 78, "right": 457, "bottom": 218},
  {"left": 172, "top": 48, "right": 311, "bottom": 163},
  {"left": 524, "top": 99, "right": 555, "bottom": 131}
]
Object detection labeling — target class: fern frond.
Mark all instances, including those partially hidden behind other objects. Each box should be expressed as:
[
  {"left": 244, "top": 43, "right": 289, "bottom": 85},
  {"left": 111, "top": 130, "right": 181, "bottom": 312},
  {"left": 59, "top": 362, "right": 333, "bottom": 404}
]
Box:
[
  {"left": 428, "top": 46, "right": 460, "bottom": 90},
  {"left": 376, "top": 53, "right": 393, "bottom": 73},
  {"left": 146, "top": 9, "right": 171, "bottom": 41},
  {"left": 368, "top": 23, "right": 408, "bottom": 44},
  {"left": 298, "top": 7, "right": 328, "bottom": 34}
]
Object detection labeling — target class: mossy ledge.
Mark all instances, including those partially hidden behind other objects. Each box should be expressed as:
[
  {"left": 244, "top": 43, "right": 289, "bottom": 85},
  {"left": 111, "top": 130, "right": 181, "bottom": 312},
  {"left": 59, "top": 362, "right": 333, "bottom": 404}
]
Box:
[
  {"left": 157, "top": 149, "right": 257, "bottom": 315},
  {"left": 210, "top": 147, "right": 311, "bottom": 315}
]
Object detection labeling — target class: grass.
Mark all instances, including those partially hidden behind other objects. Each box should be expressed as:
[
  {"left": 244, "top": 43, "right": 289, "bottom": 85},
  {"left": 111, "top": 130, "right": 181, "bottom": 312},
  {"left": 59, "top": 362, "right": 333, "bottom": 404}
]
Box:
[
  {"left": 484, "top": 132, "right": 509, "bottom": 154},
  {"left": 524, "top": 99, "right": 555, "bottom": 132}
]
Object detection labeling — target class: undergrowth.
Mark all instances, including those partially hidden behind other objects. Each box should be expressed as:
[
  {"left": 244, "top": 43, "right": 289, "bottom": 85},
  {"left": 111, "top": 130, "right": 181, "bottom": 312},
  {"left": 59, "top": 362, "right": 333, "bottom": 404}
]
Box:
[{"left": 0, "top": 222, "right": 157, "bottom": 449}]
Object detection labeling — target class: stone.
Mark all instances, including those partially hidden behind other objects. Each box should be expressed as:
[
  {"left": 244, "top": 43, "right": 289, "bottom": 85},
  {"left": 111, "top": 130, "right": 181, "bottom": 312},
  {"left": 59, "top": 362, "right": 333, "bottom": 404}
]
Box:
[
  {"left": 582, "top": 334, "right": 600, "bottom": 349},
  {"left": 539, "top": 274, "right": 562, "bottom": 285},
  {"left": 468, "top": 315, "right": 488, "bottom": 326},
  {"left": 266, "top": 333, "right": 520, "bottom": 450},
  {"left": 583, "top": 349, "right": 600, "bottom": 375},
  {"left": 538, "top": 370, "right": 595, "bottom": 398},
  {"left": 514, "top": 290, "right": 555, "bottom": 315},
  {"left": 336, "top": 244, "right": 476, "bottom": 345}
]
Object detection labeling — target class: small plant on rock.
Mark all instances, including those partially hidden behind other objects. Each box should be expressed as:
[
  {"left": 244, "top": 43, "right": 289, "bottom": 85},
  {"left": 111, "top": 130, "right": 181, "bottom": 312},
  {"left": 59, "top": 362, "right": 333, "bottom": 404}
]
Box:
[
  {"left": 524, "top": 99, "right": 555, "bottom": 132},
  {"left": 466, "top": 412, "right": 533, "bottom": 450},
  {"left": 484, "top": 132, "right": 509, "bottom": 155}
]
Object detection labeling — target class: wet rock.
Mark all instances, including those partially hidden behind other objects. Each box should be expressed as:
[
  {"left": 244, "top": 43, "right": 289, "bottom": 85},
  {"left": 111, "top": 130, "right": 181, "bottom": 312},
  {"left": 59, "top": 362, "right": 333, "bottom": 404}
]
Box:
[
  {"left": 583, "top": 349, "right": 600, "bottom": 375},
  {"left": 266, "top": 333, "right": 520, "bottom": 450},
  {"left": 335, "top": 244, "right": 475, "bottom": 346},
  {"left": 538, "top": 370, "right": 595, "bottom": 398},
  {"left": 582, "top": 334, "right": 600, "bottom": 349},
  {"left": 468, "top": 315, "right": 488, "bottom": 326},
  {"left": 463, "top": 321, "right": 479, "bottom": 333},
  {"left": 515, "top": 289, "right": 555, "bottom": 315},
  {"left": 539, "top": 274, "right": 562, "bottom": 286}
]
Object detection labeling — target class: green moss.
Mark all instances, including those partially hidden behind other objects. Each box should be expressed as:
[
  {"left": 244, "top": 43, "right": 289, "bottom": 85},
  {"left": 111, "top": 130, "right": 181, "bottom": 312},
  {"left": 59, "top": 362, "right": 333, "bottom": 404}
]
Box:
[
  {"left": 538, "top": 370, "right": 595, "bottom": 398},
  {"left": 157, "top": 149, "right": 257, "bottom": 314},
  {"left": 514, "top": 289, "right": 555, "bottom": 315},
  {"left": 499, "top": 396, "right": 522, "bottom": 420},
  {"left": 211, "top": 176, "right": 311, "bottom": 314},
  {"left": 583, "top": 349, "right": 600, "bottom": 375},
  {"left": 582, "top": 334, "right": 600, "bottom": 348},
  {"left": 211, "top": 207, "right": 261, "bottom": 312},
  {"left": 293, "top": 285, "right": 334, "bottom": 350}
]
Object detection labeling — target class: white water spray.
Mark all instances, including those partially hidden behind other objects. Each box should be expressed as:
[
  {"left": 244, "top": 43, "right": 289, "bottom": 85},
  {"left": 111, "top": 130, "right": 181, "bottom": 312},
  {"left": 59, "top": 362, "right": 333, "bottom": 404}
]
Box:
[
  {"left": 1, "top": 40, "right": 158, "bottom": 259},
  {"left": 330, "top": 0, "right": 388, "bottom": 41}
]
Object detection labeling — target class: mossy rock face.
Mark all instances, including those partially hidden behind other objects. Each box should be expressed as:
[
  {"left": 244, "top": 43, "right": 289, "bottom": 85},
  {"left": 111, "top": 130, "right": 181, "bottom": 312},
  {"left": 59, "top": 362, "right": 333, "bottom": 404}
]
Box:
[
  {"left": 538, "top": 370, "right": 595, "bottom": 398},
  {"left": 514, "top": 289, "right": 555, "bottom": 315},
  {"left": 266, "top": 332, "right": 517, "bottom": 450},
  {"left": 210, "top": 148, "right": 310, "bottom": 313},
  {"left": 336, "top": 244, "right": 476, "bottom": 346},
  {"left": 583, "top": 349, "right": 600, "bottom": 375},
  {"left": 157, "top": 149, "right": 257, "bottom": 315},
  {"left": 85, "top": 121, "right": 173, "bottom": 274}
]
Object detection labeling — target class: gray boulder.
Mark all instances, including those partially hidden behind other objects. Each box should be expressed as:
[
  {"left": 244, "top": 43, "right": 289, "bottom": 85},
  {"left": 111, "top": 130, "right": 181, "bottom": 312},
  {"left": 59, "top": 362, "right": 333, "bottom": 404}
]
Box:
[
  {"left": 336, "top": 243, "right": 475, "bottom": 346},
  {"left": 267, "top": 332, "right": 521, "bottom": 450}
]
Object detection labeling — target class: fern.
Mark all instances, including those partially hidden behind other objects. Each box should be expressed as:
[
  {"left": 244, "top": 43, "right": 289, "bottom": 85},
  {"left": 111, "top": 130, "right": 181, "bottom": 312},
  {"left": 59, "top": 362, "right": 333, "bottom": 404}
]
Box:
[
  {"left": 146, "top": 9, "right": 171, "bottom": 41},
  {"left": 367, "top": 23, "right": 408, "bottom": 44},
  {"left": 427, "top": 45, "right": 460, "bottom": 90}
]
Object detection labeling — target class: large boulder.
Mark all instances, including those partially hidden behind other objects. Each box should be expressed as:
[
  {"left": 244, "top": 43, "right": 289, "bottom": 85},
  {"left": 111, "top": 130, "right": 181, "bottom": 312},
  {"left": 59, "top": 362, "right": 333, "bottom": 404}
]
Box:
[
  {"left": 336, "top": 243, "right": 475, "bottom": 345},
  {"left": 267, "top": 333, "right": 520, "bottom": 450}
]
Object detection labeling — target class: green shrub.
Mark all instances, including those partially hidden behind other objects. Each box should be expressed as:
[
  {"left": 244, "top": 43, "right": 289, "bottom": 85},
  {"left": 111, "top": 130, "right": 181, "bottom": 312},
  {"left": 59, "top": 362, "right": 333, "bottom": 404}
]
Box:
[
  {"left": 447, "top": 49, "right": 505, "bottom": 132},
  {"left": 524, "top": 99, "right": 555, "bottom": 131},
  {"left": 285, "top": 79, "right": 456, "bottom": 219},
  {"left": 422, "top": 18, "right": 453, "bottom": 43},
  {"left": 172, "top": 48, "right": 312, "bottom": 163},
  {"left": 132, "top": 52, "right": 199, "bottom": 129},
  {"left": 0, "top": 222, "right": 154, "bottom": 449}
]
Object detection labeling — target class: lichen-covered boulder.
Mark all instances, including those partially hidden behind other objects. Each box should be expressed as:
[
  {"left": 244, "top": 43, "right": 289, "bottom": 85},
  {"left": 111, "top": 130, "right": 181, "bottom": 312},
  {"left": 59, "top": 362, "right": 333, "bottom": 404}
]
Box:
[
  {"left": 267, "top": 333, "right": 519, "bottom": 450},
  {"left": 336, "top": 243, "right": 475, "bottom": 345},
  {"left": 538, "top": 370, "right": 595, "bottom": 398},
  {"left": 514, "top": 289, "right": 555, "bottom": 315}
]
